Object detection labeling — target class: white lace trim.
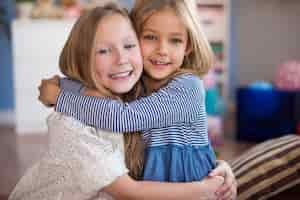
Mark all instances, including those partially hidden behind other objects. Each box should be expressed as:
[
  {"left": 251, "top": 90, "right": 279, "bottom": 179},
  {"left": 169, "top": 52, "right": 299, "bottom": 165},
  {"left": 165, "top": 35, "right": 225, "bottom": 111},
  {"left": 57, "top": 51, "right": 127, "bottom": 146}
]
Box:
[{"left": 9, "top": 112, "right": 128, "bottom": 200}]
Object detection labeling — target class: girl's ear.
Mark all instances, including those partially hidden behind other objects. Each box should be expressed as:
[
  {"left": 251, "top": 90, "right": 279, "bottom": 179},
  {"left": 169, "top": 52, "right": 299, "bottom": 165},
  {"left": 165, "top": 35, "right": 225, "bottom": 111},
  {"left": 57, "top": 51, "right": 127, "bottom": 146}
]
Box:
[{"left": 185, "top": 43, "right": 192, "bottom": 56}]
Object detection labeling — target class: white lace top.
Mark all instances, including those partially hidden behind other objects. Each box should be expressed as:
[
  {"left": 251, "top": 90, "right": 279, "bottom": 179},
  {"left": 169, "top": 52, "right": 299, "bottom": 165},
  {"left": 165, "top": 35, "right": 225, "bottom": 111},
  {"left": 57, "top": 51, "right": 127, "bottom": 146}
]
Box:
[{"left": 9, "top": 112, "right": 129, "bottom": 200}]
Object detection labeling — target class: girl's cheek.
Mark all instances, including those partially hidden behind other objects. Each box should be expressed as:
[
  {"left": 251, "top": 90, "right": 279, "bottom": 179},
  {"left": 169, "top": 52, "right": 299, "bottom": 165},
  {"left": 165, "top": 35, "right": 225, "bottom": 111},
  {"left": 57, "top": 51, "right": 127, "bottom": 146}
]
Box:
[{"left": 132, "top": 49, "right": 143, "bottom": 63}]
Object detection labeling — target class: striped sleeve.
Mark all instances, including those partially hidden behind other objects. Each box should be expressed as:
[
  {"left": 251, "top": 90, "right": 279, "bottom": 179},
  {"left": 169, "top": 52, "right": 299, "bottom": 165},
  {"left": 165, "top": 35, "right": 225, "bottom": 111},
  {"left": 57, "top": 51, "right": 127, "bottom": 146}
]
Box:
[
  {"left": 55, "top": 74, "right": 205, "bottom": 133},
  {"left": 59, "top": 78, "right": 85, "bottom": 95}
]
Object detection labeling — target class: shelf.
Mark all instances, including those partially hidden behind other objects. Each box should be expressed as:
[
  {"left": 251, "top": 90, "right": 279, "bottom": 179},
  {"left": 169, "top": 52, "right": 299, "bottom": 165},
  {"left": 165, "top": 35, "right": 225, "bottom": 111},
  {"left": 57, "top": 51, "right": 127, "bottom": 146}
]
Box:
[
  {"left": 198, "top": 6, "right": 225, "bottom": 42},
  {"left": 197, "top": 0, "right": 228, "bottom": 108},
  {"left": 197, "top": 0, "right": 224, "bottom": 7}
]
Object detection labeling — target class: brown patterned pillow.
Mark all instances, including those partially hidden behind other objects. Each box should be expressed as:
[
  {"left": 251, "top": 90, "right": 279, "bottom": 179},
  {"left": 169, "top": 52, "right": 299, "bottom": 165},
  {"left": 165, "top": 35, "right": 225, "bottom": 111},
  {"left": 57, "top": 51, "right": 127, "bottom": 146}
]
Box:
[{"left": 230, "top": 134, "right": 300, "bottom": 200}]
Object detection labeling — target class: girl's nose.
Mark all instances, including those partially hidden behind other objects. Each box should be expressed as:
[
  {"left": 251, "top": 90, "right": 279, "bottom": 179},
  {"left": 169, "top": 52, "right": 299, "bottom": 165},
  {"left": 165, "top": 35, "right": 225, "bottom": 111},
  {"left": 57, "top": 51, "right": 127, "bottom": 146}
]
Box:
[
  {"left": 116, "top": 48, "right": 127, "bottom": 65},
  {"left": 157, "top": 40, "right": 168, "bottom": 56}
]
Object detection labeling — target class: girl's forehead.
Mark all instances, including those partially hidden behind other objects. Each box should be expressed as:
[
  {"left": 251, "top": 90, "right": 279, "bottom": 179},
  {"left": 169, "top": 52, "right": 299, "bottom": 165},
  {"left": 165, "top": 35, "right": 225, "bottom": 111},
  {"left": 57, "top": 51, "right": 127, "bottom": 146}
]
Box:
[
  {"left": 142, "top": 8, "right": 187, "bottom": 34},
  {"left": 96, "top": 14, "right": 137, "bottom": 42},
  {"left": 98, "top": 13, "right": 131, "bottom": 28}
]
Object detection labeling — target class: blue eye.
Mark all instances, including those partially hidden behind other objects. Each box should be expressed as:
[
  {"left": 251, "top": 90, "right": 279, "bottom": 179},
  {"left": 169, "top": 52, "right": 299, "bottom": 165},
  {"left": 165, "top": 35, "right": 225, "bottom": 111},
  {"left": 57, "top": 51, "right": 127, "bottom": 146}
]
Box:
[
  {"left": 97, "top": 48, "right": 111, "bottom": 55},
  {"left": 143, "top": 35, "right": 157, "bottom": 41},
  {"left": 171, "top": 38, "right": 183, "bottom": 44},
  {"left": 124, "top": 44, "right": 136, "bottom": 49}
]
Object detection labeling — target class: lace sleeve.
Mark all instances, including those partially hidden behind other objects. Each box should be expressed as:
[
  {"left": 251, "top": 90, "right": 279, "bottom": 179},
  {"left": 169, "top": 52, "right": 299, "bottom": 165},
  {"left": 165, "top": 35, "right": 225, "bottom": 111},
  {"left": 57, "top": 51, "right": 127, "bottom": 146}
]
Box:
[
  {"left": 47, "top": 112, "right": 129, "bottom": 194},
  {"left": 9, "top": 112, "right": 128, "bottom": 200}
]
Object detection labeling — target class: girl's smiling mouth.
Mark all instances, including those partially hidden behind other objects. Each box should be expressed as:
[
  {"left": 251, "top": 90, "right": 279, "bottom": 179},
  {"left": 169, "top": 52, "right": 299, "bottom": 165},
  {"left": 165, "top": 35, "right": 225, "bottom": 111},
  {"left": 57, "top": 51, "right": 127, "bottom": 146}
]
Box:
[
  {"left": 110, "top": 70, "right": 133, "bottom": 79},
  {"left": 150, "top": 59, "right": 171, "bottom": 66}
]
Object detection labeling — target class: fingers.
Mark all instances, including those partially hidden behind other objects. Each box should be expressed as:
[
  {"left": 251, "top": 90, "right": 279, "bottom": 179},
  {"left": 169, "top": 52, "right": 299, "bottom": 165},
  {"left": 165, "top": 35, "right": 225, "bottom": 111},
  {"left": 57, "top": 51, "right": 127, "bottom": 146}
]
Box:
[
  {"left": 211, "top": 160, "right": 237, "bottom": 200},
  {"left": 217, "top": 185, "right": 237, "bottom": 200},
  {"left": 216, "top": 185, "right": 231, "bottom": 200},
  {"left": 209, "top": 167, "right": 224, "bottom": 177},
  {"left": 50, "top": 75, "right": 60, "bottom": 84},
  {"left": 198, "top": 176, "right": 225, "bottom": 200},
  {"left": 217, "top": 189, "right": 234, "bottom": 200},
  {"left": 38, "top": 79, "right": 55, "bottom": 107},
  {"left": 45, "top": 77, "right": 59, "bottom": 85},
  {"left": 38, "top": 89, "right": 53, "bottom": 107},
  {"left": 39, "top": 75, "right": 60, "bottom": 86},
  {"left": 209, "top": 160, "right": 227, "bottom": 177},
  {"left": 216, "top": 178, "right": 237, "bottom": 200}
]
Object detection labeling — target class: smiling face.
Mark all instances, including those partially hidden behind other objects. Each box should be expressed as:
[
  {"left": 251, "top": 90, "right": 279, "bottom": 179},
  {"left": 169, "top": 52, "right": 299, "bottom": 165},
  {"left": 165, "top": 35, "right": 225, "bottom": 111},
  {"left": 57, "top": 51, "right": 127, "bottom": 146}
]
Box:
[
  {"left": 139, "top": 8, "right": 190, "bottom": 80},
  {"left": 93, "top": 13, "right": 143, "bottom": 95}
]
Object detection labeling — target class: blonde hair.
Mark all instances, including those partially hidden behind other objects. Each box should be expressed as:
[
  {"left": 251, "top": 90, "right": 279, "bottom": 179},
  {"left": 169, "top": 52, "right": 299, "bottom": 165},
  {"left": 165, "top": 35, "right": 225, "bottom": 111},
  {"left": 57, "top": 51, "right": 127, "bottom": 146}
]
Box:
[
  {"left": 59, "top": 3, "right": 144, "bottom": 180},
  {"left": 131, "top": 0, "right": 214, "bottom": 77}
]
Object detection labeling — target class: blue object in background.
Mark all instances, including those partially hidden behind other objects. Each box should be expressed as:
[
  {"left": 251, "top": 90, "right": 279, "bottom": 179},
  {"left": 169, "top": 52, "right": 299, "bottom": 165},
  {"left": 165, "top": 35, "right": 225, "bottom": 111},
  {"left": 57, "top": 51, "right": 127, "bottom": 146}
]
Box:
[
  {"left": 237, "top": 86, "right": 298, "bottom": 142},
  {"left": 249, "top": 80, "right": 273, "bottom": 90},
  {"left": 0, "top": 0, "right": 16, "bottom": 111},
  {"left": 206, "top": 88, "right": 225, "bottom": 116}
]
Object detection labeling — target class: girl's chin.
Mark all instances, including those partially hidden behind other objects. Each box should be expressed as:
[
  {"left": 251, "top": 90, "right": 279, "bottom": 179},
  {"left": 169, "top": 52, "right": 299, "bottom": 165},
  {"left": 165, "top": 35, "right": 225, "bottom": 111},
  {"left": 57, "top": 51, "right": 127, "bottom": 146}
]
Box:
[
  {"left": 110, "top": 84, "right": 135, "bottom": 95},
  {"left": 145, "top": 72, "right": 170, "bottom": 81},
  {"left": 108, "top": 76, "right": 139, "bottom": 94}
]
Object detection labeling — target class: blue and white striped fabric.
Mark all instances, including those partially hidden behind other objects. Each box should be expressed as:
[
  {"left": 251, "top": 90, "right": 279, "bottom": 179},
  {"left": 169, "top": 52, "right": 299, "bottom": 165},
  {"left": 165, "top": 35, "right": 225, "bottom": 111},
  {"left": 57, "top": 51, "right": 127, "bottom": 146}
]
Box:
[
  {"left": 56, "top": 74, "right": 216, "bottom": 182},
  {"left": 59, "top": 78, "right": 85, "bottom": 95}
]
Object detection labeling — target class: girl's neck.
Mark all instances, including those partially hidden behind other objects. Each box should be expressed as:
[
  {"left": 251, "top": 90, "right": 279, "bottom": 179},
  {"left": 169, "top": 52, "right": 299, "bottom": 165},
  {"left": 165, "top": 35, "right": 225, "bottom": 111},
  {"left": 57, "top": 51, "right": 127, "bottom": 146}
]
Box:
[{"left": 142, "top": 74, "right": 171, "bottom": 95}]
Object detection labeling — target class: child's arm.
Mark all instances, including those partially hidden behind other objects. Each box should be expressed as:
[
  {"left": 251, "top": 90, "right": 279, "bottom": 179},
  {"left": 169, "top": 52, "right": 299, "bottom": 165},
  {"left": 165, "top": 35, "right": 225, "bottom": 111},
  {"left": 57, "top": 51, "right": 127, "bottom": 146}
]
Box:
[
  {"left": 39, "top": 74, "right": 205, "bottom": 132},
  {"left": 111, "top": 161, "right": 236, "bottom": 200},
  {"left": 103, "top": 174, "right": 224, "bottom": 200},
  {"left": 38, "top": 76, "right": 103, "bottom": 107}
]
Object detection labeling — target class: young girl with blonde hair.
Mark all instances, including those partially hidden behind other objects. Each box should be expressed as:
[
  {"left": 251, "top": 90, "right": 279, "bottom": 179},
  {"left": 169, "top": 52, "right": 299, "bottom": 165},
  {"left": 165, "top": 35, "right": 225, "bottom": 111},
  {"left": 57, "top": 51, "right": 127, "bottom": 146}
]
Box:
[{"left": 39, "top": 0, "right": 237, "bottom": 199}]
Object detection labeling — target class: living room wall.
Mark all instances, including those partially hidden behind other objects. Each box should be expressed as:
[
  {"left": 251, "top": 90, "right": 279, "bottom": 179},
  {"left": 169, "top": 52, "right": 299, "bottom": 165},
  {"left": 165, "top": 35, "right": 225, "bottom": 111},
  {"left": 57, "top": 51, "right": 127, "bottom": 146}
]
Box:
[{"left": 236, "top": 0, "right": 300, "bottom": 86}]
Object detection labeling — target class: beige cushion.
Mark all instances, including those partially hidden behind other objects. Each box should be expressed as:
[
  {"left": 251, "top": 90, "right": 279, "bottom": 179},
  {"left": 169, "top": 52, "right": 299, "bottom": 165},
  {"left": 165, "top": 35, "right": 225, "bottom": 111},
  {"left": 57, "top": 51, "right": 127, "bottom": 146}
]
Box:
[{"left": 230, "top": 134, "right": 300, "bottom": 200}]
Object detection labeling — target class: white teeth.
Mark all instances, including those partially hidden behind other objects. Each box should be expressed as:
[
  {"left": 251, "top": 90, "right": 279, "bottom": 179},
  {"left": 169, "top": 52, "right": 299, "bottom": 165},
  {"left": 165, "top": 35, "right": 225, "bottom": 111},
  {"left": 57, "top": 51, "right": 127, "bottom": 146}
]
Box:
[
  {"left": 111, "top": 71, "right": 131, "bottom": 78},
  {"left": 152, "top": 60, "right": 170, "bottom": 65}
]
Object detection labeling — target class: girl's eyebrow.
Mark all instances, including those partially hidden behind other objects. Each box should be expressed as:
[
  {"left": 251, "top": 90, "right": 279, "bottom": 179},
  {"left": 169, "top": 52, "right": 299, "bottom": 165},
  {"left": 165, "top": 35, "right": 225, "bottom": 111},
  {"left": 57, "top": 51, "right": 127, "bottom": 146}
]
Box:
[
  {"left": 124, "top": 35, "right": 138, "bottom": 41},
  {"left": 142, "top": 28, "right": 185, "bottom": 37},
  {"left": 96, "top": 41, "right": 110, "bottom": 46},
  {"left": 96, "top": 35, "right": 137, "bottom": 44},
  {"left": 170, "top": 33, "right": 185, "bottom": 37},
  {"left": 142, "top": 28, "right": 156, "bottom": 33}
]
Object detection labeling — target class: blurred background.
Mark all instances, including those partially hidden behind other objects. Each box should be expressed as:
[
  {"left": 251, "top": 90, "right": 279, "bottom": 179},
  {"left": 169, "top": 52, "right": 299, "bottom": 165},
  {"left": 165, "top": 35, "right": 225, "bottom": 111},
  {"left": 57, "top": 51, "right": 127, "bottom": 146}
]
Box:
[{"left": 0, "top": 0, "right": 300, "bottom": 198}]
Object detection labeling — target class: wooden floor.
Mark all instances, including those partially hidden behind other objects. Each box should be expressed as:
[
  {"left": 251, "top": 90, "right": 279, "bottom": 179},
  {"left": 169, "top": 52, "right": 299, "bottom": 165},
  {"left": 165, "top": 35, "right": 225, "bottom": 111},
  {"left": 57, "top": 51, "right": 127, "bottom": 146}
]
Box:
[
  {"left": 0, "top": 124, "right": 255, "bottom": 198},
  {"left": 0, "top": 126, "right": 49, "bottom": 197}
]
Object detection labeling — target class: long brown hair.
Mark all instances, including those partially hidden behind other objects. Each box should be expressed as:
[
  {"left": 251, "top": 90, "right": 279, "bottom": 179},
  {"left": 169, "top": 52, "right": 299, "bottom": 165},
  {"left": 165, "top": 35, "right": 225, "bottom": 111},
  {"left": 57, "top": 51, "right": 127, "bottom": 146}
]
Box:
[{"left": 59, "top": 3, "right": 144, "bottom": 180}]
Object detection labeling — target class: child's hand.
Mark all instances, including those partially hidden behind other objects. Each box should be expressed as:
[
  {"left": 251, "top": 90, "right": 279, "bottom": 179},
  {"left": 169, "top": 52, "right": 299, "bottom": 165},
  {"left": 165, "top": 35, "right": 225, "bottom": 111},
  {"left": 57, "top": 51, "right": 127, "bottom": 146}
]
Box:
[
  {"left": 196, "top": 176, "right": 224, "bottom": 200},
  {"left": 209, "top": 160, "right": 237, "bottom": 200},
  {"left": 38, "top": 76, "right": 61, "bottom": 107}
]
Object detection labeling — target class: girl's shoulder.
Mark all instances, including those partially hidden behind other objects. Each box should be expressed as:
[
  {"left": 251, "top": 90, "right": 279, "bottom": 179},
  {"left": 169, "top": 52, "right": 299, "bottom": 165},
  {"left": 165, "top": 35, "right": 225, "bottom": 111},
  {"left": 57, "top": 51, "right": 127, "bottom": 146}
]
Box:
[
  {"left": 171, "top": 73, "right": 204, "bottom": 90},
  {"left": 47, "top": 112, "right": 123, "bottom": 142}
]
